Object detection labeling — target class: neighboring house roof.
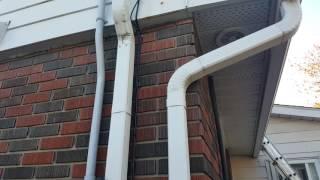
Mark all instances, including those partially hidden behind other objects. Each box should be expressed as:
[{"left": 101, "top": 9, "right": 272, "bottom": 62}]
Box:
[{"left": 271, "top": 104, "right": 320, "bottom": 121}]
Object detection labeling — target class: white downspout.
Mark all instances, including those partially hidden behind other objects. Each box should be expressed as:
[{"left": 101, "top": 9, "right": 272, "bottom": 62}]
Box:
[
  {"left": 105, "top": 0, "right": 135, "bottom": 179},
  {"left": 166, "top": 0, "right": 301, "bottom": 179},
  {"left": 263, "top": 137, "right": 300, "bottom": 180},
  {"left": 85, "top": 0, "right": 106, "bottom": 179}
]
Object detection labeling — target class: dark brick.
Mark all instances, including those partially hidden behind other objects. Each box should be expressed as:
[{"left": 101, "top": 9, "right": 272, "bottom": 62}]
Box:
[
  {"left": 76, "top": 132, "right": 108, "bottom": 147},
  {"left": 56, "top": 149, "right": 87, "bottom": 163},
  {"left": 70, "top": 74, "right": 96, "bottom": 86},
  {"left": 12, "top": 84, "right": 38, "bottom": 96},
  {"left": 30, "top": 124, "right": 59, "bottom": 137},
  {"left": 139, "top": 75, "right": 157, "bottom": 87},
  {"left": 9, "top": 59, "right": 32, "bottom": 69},
  {"left": 9, "top": 139, "right": 38, "bottom": 152},
  {"left": 158, "top": 126, "right": 167, "bottom": 139},
  {"left": 35, "top": 165, "right": 70, "bottom": 178},
  {"left": 47, "top": 110, "right": 79, "bottom": 123},
  {"left": 135, "top": 160, "right": 156, "bottom": 175},
  {"left": 0, "top": 154, "right": 21, "bottom": 166},
  {"left": 84, "top": 81, "right": 114, "bottom": 95},
  {"left": 0, "top": 96, "right": 22, "bottom": 108},
  {"left": 87, "top": 61, "right": 116, "bottom": 74},
  {"left": 53, "top": 86, "right": 84, "bottom": 100},
  {"left": 157, "top": 24, "right": 194, "bottom": 39},
  {"left": 139, "top": 60, "right": 175, "bottom": 76},
  {"left": 31, "top": 53, "right": 58, "bottom": 64},
  {"left": 135, "top": 142, "right": 167, "bottom": 158},
  {"left": 103, "top": 93, "right": 113, "bottom": 104},
  {"left": 4, "top": 167, "right": 34, "bottom": 179},
  {"left": 0, "top": 108, "right": 4, "bottom": 118},
  {"left": 190, "top": 156, "right": 214, "bottom": 178},
  {"left": 0, "top": 118, "right": 15, "bottom": 129},
  {"left": 57, "top": 66, "right": 87, "bottom": 78},
  {"left": 0, "top": 128, "right": 28, "bottom": 140},
  {"left": 2, "top": 77, "right": 28, "bottom": 88},
  {"left": 105, "top": 49, "right": 117, "bottom": 60},
  {"left": 158, "top": 159, "right": 168, "bottom": 174},
  {"left": 43, "top": 59, "right": 73, "bottom": 71},
  {"left": 33, "top": 101, "right": 63, "bottom": 113},
  {"left": 87, "top": 64, "right": 97, "bottom": 74},
  {"left": 177, "top": 34, "right": 194, "bottom": 46}
]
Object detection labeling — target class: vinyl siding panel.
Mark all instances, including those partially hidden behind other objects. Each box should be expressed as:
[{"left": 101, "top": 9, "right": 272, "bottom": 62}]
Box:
[{"left": 231, "top": 116, "right": 320, "bottom": 179}]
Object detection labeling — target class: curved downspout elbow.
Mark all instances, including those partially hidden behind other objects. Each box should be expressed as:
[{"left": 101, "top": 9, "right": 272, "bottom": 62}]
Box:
[{"left": 167, "top": 0, "right": 301, "bottom": 179}]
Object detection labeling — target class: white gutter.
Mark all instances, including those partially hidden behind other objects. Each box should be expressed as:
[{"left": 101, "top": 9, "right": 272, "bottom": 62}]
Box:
[
  {"left": 105, "top": 0, "right": 135, "bottom": 179},
  {"left": 263, "top": 137, "right": 300, "bottom": 180},
  {"left": 85, "top": 0, "right": 106, "bottom": 179},
  {"left": 166, "top": 0, "right": 301, "bottom": 179}
]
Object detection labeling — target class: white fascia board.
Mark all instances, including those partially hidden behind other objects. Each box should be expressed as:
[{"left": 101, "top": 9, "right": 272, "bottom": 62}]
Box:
[
  {"left": 0, "top": 3, "right": 113, "bottom": 51},
  {"left": 0, "top": 0, "right": 227, "bottom": 52},
  {"left": 272, "top": 105, "right": 320, "bottom": 121}
]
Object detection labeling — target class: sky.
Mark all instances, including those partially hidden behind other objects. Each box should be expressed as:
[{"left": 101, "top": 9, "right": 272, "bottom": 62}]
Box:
[{"left": 274, "top": 0, "right": 320, "bottom": 107}]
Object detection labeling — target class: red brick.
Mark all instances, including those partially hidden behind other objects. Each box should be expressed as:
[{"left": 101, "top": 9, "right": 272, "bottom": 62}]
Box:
[
  {"left": 23, "top": 92, "right": 51, "bottom": 104},
  {"left": 176, "top": 56, "right": 194, "bottom": 67},
  {"left": 97, "top": 147, "right": 107, "bottom": 161},
  {"left": 15, "top": 64, "right": 43, "bottom": 77},
  {"left": 135, "top": 177, "right": 167, "bottom": 180},
  {"left": 191, "top": 175, "right": 211, "bottom": 180},
  {"left": 16, "top": 114, "right": 45, "bottom": 127},
  {"left": 79, "top": 107, "right": 93, "bottom": 120},
  {"left": 40, "top": 136, "right": 74, "bottom": 150},
  {"left": 136, "top": 127, "right": 156, "bottom": 141},
  {"left": 0, "top": 64, "right": 8, "bottom": 72},
  {"left": 105, "top": 71, "right": 115, "bottom": 81},
  {"left": 72, "top": 164, "right": 86, "bottom": 178},
  {"left": 39, "top": 79, "right": 68, "bottom": 91},
  {"left": 22, "top": 152, "right": 54, "bottom": 165},
  {"left": 29, "top": 71, "right": 56, "bottom": 83},
  {"left": 141, "top": 38, "right": 176, "bottom": 53},
  {"left": 0, "top": 88, "right": 11, "bottom": 99},
  {"left": 140, "top": 52, "right": 156, "bottom": 64},
  {"left": 74, "top": 54, "right": 96, "bottom": 66},
  {"left": 159, "top": 71, "right": 173, "bottom": 84},
  {"left": 176, "top": 19, "right": 193, "bottom": 25},
  {"left": 60, "top": 49, "right": 73, "bottom": 58},
  {"left": 61, "top": 121, "right": 91, "bottom": 135},
  {"left": 60, "top": 47, "right": 88, "bottom": 58},
  {"left": 102, "top": 105, "right": 112, "bottom": 117},
  {"left": 0, "top": 70, "right": 16, "bottom": 81},
  {"left": 187, "top": 107, "right": 202, "bottom": 121},
  {"left": 5, "top": 105, "right": 33, "bottom": 117},
  {"left": 72, "top": 47, "right": 88, "bottom": 57},
  {"left": 0, "top": 142, "right": 8, "bottom": 153},
  {"left": 188, "top": 122, "right": 204, "bottom": 137},
  {"left": 138, "top": 85, "right": 167, "bottom": 99},
  {"left": 142, "top": 32, "right": 156, "bottom": 43},
  {"left": 64, "top": 96, "right": 94, "bottom": 110},
  {"left": 72, "top": 163, "right": 105, "bottom": 178}
]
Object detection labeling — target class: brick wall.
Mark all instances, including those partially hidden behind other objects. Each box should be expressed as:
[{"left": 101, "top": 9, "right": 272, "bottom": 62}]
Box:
[{"left": 0, "top": 19, "right": 223, "bottom": 179}]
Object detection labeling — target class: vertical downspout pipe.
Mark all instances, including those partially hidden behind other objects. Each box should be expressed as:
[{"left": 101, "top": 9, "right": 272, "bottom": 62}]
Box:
[
  {"left": 105, "top": 0, "right": 135, "bottom": 179},
  {"left": 166, "top": 0, "right": 301, "bottom": 179},
  {"left": 85, "top": 0, "right": 106, "bottom": 179}
]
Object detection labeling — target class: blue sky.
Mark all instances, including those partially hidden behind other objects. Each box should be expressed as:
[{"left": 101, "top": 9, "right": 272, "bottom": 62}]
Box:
[{"left": 275, "top": 0, "right": 320, "bottom": 107}]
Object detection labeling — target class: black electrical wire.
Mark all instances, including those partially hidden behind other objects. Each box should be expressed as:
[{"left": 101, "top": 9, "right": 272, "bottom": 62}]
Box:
[{"left": 129, "top": 0, "right": 141, "bottom": 179}]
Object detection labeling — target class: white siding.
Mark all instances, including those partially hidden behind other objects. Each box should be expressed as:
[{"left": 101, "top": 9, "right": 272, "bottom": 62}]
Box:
[
  {"left": 231, "top": 117, "right": 320, "bottom": 179},
  {"left": 267, "top": 117, "right": 320, "bottom": 159},
  {"left": 0, "top": 0, "right": 227, "bottom": 52}
]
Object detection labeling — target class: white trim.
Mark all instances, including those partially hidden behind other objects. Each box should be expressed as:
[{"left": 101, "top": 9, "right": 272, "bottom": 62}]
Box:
[{"left": 272, "top": 105, "right": 320, "bottom": 121}]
